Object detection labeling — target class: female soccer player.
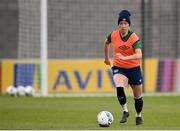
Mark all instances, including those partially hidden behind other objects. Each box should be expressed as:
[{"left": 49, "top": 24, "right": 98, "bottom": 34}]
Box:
[{"left": 103, "top": 10, "right": 143, "bottom": 125}]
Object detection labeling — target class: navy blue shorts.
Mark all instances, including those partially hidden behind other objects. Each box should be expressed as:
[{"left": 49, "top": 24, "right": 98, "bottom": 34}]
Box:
[{"left": 112, "top": 66, "right": 143, "bottom": 85}]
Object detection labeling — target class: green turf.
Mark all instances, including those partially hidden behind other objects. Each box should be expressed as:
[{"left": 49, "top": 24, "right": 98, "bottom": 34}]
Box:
[{"left": 0, "top": 95, "right": 180, "bottom": 130}]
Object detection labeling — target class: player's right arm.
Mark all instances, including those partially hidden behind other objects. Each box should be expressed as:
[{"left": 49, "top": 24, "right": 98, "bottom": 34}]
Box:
[{"left": 104, "top": 33, "right": 111, "bottom": 66}]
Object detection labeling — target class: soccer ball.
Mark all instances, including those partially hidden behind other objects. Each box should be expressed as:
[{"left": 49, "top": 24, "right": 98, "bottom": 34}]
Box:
[
  {"left": 17, "top": 86, "right": 26, "bottom": 96},
  {"left": 6, "top": 86, "right": 18, "bottom": 96},
  {"left": 97, "top": 111, "right": 114, "bottom": 127},
  {"left": 24, "top": 86, "right": 34, "bottom": 96}
]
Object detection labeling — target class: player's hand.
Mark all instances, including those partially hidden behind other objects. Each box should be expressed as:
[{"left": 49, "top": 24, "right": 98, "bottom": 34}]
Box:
[
  {"left": 114, "top": 53, "right": 126, "bottom": 60},
  {"left": 104, "top": 59, "right": 111, "bottom": 66}
]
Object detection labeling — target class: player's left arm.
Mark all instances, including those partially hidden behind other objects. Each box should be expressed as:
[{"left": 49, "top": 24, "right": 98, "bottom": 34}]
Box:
[
  {"left": 124, "top": 48, "right": 142, "bottom": 60},
  {"left": 115, "top": 40, "right": 142, "bottom": 60}
]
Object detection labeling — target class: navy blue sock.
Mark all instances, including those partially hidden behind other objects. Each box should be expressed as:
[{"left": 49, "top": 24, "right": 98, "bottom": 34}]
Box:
[
  {"left": 116, "top": 87, "right": 126, "bottom": 105},
  {"left": 134, "top": 97, "right": 143, "bottom": 113}
]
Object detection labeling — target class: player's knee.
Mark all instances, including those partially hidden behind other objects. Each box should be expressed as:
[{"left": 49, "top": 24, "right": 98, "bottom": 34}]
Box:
[
  {"left": 116, "top": 87, "right": 126, "bottom": 105},
  {"left": 134, "top": 97, "right": 143, "bottom": 113}
]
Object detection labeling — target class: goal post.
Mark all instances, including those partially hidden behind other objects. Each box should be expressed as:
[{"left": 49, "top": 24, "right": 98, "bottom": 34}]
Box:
[{"left": 41, "top": 0, "right": 48, "bottom": 96}]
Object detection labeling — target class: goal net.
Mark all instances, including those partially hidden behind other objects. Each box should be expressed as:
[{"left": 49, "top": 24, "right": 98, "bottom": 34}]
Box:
[{"left": 17, "top": 0, "right": 44, "bottom": 95}]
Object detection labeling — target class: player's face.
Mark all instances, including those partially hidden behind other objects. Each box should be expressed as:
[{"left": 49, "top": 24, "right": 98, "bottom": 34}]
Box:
[{"left": 119, "top": 21, "right": 129, "bottom": 35}]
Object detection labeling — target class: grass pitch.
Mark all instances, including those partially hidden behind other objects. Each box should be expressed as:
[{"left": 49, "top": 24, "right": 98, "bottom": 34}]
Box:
[{"left": 0, "top": 95, "right": 180, "bottom": 130}]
